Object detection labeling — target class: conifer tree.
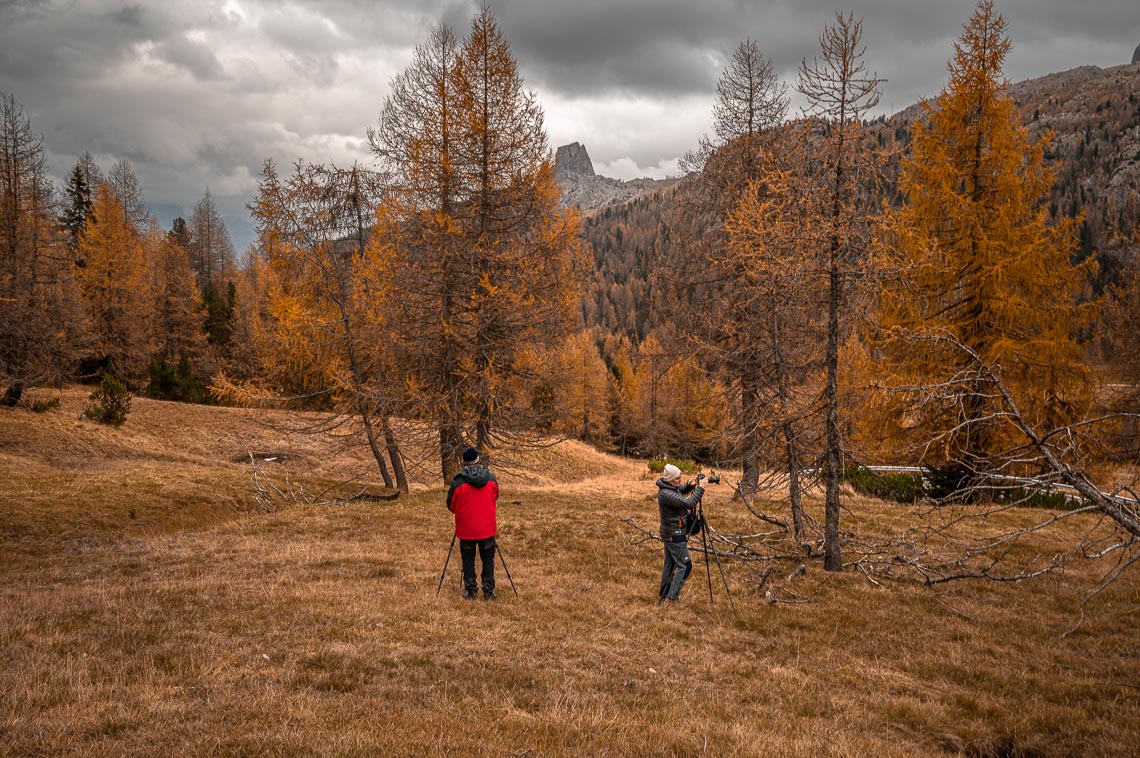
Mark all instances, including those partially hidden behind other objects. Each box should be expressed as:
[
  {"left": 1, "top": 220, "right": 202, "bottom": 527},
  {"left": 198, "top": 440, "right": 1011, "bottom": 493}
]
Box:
[
  {"left": 606, "top": 340, "right": 641, "bottom": 457},
  {"left": 188, "top": 189, "right": 235, "bottom": 285},
  {"left": 672, "top": 38, "right": 789, "bottom": 493},
  {"left": 451, "top": 5, "right": 586, "bottom": 451},
  {"left": 1, "top": 93, "right": 77, "bottom": 405},
  {"left": 367, "top": 23, "right": 467, "bottom": 480},
  {"left": 149, "top": 222, "right": 206, "bottom": 397},
  {"left": 74, "top": 152, "right": 104, "bottom": 194},
  {"left": 628, "top": 332, "right": 728, "bottom": 461},
  {"left": 169, "top": 217, "right": 192, "bottom": 252},
  {"left": 367, "top": 11, "right": 586, "bottom": 482},
  {"left": 569, "top": 333, "right": 612, "bottom": 445},
  {"left": 878, "top": 0, "right": 1096, "bottom": 483},
  {"left": 797, "top": 12, "right": 883, "bottom": 571},
  {"left": 725, "top": 140, "right": 828, "bottom": 541},
  {"left": 242, "top": 160, "right": 407, "bottom": 490},
  {"left": 107, "top": 158, "right": 151, "bottom": 232},
  {"left": 77, "top": 186, "right": 155, "bottom": 386},
  {"left": 60, "top": 164, "right": 94, "bottom": 254}
]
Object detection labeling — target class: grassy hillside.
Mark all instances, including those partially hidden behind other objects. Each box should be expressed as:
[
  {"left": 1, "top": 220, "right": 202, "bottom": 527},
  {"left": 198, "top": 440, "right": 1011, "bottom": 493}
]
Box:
[{"left": 1, "top": 389, "right": 1137, "bottom": 755}]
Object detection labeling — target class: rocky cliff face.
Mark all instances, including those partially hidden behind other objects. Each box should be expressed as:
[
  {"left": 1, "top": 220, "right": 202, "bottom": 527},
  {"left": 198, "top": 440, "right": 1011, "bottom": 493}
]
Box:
[
  {"left": 554, "top": 142, "right": 675, "bottom": 211},
  {"left": 555, "top": 142, "right": 595, "bottom": 179},
  {"left": 1133, "top": 44, "right": 1139, "bottom": 65}
]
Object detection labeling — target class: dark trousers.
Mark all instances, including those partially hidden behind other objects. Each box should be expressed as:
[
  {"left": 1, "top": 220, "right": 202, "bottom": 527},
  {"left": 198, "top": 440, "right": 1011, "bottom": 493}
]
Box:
[
  {"left": 459, "top": 537, "right": 496, "bottom": 593},
  {"left": 659, "top": 537, "right": 692, "bottom": 601}
]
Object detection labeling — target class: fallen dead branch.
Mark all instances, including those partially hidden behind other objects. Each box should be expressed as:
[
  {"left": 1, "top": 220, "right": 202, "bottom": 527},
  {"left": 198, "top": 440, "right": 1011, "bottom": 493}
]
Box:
[{"left": 247, "top": 452, "right": 398, "bottom": 510}]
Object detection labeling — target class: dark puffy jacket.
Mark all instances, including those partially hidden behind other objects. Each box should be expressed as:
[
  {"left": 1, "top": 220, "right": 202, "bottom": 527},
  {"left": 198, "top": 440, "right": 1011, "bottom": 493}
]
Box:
[
  {"left": 447, "top": 464, "right": 499, "bottom": 540},
  {"left": 657, "top": 477, "right": 704, "bottom": 541}
]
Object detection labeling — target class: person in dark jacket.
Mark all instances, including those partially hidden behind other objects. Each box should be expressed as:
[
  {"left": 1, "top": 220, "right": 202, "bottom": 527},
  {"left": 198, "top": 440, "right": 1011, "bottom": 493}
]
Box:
[
  {"left": 446, "top": 447, "right": 500, "bottom": 600},
  {"left": 656, "top": 463, "right": 704, "bottom": 603}
]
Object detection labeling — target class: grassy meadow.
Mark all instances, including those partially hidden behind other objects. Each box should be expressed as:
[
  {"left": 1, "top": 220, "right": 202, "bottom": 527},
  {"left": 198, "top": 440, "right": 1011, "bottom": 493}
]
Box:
[{"left": 1, "top": 389, "right": 1138, "bottom": 756}]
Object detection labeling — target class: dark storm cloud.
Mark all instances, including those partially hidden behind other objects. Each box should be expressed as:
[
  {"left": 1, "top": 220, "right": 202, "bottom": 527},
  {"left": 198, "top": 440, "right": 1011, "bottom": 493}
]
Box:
[
  {"left": 479, "top": 0, "right": 1139, "bottom": 105},
  {"left": 481, "top": 0, "right": 738, "bottom": 96},
  {"left": 1, "top": 0, "right": 1137, "bottom": 249},
  {"left": 155, "top": 34, "right": 227, "bottom": 81},
  {"left": 0, "top": 1, "right": 165, "bottom": 83}
]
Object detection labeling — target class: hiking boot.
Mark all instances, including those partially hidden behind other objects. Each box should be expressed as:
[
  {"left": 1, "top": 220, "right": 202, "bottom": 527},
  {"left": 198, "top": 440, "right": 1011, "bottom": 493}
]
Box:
[
  {"left": 463, "top": 589, "right": 478, "bottom": 601},
  {"left": 483, "top": 590, "right": 498, "bottom": 601}
]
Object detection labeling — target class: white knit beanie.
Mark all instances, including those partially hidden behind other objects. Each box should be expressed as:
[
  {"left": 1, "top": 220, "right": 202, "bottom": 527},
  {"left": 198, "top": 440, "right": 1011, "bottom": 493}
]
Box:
[{"left": 662, "top": 464, "right": 682, "bottom": 482}]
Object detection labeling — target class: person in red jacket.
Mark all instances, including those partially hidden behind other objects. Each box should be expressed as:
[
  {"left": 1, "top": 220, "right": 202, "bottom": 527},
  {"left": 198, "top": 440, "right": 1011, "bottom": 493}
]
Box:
[{"left": 446, "top": 447, "right": 500, "bottom": 600}]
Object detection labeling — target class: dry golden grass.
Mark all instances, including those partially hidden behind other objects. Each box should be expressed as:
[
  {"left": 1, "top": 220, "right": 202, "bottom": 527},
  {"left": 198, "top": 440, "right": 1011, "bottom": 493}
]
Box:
[{"left": 1, "top": 388, "right": 1138, "bottom": 756}]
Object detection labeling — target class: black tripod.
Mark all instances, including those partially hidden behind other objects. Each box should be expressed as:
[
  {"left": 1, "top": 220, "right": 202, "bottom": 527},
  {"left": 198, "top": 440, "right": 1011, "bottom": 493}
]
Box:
[
  {"left": 694, "top": 500, "right": 738, "bottom": 619},
  {"left": 435, "top": 534, "right": 518, "bottom": 598}
]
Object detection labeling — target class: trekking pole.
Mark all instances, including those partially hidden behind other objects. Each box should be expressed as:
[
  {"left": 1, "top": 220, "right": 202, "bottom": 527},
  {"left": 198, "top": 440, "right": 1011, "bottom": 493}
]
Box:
[
  {"left": 436, "top": 532, "right": 457, "bottom": 596},
  {"left": 494, "top": 537, "right": 519, "bottom": 598}
]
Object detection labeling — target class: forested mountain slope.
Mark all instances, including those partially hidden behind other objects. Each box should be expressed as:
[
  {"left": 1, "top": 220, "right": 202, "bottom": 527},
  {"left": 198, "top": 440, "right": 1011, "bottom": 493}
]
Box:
[{"left": 574, "top": 62, "right": 1140, "bottom": 344}]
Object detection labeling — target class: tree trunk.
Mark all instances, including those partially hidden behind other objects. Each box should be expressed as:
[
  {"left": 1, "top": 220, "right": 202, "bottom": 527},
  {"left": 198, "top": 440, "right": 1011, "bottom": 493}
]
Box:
[
  {"left": 823, "top": 255, "right": 843, "bottom": 572},
  {"left": 382, "top": 417, "right": 408, "bottom": 492},
  {"left": 331, "top": 240, "right": 395, "bottom": 490},
  {"left": 439, "top": 423, "right": 463, "bottom": 484},
  {"left": 359, "top": 396, "right": 394, "bottom": 489},
  {"left": 3, "top": 378, "right": 23, "bottom": 407},
  {"left": 475, "top": 408, "right": 491, "bottom": 452},
  {"left": 739, "top": 376, "right": 760, "bottom": 496},
  {"left": 784, "top": 420, "right": 805, "bottom": 543}
]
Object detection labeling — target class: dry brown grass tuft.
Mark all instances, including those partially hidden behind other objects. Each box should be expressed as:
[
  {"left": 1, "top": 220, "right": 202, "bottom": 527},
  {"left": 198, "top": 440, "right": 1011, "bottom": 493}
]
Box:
[{"left": 1, "top": 389, "right": 1138, "bottom": 755}]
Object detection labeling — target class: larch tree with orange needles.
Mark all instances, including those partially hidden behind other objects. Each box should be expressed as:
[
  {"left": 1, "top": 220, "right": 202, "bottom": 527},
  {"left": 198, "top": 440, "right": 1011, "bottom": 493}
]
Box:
[
  {"left": 187, "top": 189, "right": 235, "bottom": 288},
  {"left": 146, "top": 220, "right": 207, "bottom": 398},
  {"left": 877, "top": 0, "right": 1096, "bottom": 488},
  {"left": 77, "top": 186, "right": 156, "bottom": 387},
  {"left": 451, "top": 6, "right": 587, "bottom": 452},
  {"left": 239, "top": 159, "right": 407, "bottom": 491},
  {"left": 367, "top": 9, "right": 586, "bottom": 483},
  {"left": 366, "top": 24, "right": 469, "bottom": 482},
  {"left": 521, "top": 330, "right": 611, "bottom": 446},
  {"left": 629, "top": 331, "right": 728, "bottom": 462}
]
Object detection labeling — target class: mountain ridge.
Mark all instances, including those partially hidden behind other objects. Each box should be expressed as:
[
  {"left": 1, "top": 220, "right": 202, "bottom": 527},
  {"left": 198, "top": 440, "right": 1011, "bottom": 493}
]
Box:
[{"left": 578, "top": 61, "right": 1140, "bottom": 343}]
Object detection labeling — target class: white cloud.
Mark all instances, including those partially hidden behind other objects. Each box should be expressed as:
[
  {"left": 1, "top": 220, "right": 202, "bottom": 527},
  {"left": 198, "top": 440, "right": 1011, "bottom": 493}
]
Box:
[{"left": 542, "top": 93, "right": 711, "bottom": 177}]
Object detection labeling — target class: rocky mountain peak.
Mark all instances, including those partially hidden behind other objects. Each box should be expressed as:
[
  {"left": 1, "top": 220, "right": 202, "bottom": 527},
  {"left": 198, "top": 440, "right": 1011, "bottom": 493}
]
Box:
[
  {"left": 554, "top": 144, "right": 677, "bottom": 212},
  {"left": 555, "top": 142, "right": 595, "bottom": 180},
  {"left": 1133, "top": 43, "right": 1140, "bottom": 65}
]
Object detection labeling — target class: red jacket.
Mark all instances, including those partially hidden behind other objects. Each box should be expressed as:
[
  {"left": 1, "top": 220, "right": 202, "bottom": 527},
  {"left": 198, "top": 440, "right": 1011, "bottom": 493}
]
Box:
[{"left": 446, "top": 464, "right": 499, "bottom": 540}]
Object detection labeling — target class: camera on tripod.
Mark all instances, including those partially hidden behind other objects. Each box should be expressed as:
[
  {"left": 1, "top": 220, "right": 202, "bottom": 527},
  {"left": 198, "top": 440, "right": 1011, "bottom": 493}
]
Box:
[{"left": 696, "top": 472, "right": 720, "bottom": 485}]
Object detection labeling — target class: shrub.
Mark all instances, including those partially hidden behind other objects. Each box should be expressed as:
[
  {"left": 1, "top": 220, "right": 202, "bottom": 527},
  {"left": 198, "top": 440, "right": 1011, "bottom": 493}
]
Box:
[
  {"left": 993, "top": 487, "right": 1082, "bottom": 511},
  {"left": 924, "top": 464, "right": 1083, "bottom": 509},
  {"left": 647, "top": 457, "right": 698, "bottom": 474},
  {"left": 30, "top": 397, "right": 60, "bottom": 413},
  {"left": 844, "top": 464, "right": 926, "bottom": 504},
  {"left": 85, "top": 374, "right": 132, "bottom": 426}
]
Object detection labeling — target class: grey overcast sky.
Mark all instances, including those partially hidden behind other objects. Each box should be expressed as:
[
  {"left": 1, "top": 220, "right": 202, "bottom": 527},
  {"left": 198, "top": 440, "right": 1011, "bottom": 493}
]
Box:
[{"left": 2, "top": 0, "right": 1138, "bottom": 250}]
